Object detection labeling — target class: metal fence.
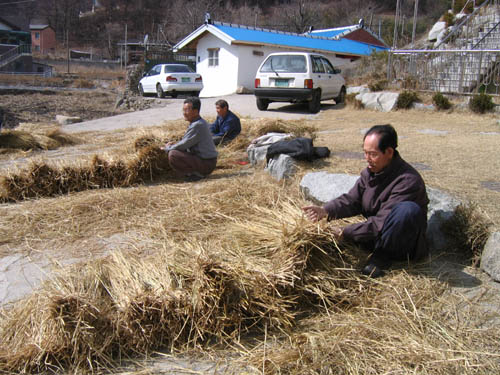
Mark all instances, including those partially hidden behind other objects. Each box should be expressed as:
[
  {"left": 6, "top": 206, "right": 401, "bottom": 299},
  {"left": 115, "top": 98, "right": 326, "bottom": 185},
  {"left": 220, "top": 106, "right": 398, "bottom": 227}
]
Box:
[{"left": 390, "top": 49, "right": 500, "bottom": 94}]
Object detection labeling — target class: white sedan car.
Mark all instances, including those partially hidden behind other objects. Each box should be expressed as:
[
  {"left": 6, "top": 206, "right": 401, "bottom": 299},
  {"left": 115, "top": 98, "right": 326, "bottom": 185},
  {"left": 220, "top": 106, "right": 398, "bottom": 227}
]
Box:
[{"left": 138, "top": 64, "right": 203, "bottom": 98}]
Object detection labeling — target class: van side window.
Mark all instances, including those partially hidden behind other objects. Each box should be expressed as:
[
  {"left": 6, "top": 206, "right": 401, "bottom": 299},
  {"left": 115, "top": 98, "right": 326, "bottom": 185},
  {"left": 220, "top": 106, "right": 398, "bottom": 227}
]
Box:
[
  {"left": 311, "top": 56, "right": 325, "bottom": 73},
  {"left": 322, "top": 58, "right": 335, "bottom": 74}
]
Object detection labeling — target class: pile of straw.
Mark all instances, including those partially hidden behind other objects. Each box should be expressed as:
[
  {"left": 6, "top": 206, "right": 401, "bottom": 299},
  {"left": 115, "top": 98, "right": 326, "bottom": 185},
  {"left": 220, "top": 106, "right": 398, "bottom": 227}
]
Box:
[
  {"left": 0, "top": 202, "right": 367, "bottom": 373},
  {"left": 0, "top": 129, "right": 80, "bottom": 151},
  {"left": 0, "top": 145, "right": 171, "bottom": 201}
]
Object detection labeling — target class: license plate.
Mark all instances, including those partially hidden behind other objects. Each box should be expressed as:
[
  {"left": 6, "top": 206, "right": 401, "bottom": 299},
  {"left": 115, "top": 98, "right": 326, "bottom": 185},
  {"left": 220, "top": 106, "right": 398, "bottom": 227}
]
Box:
[
  {"left": 275, "top": 79, "right": 289, "bottom": 87},
  {"left": 182, "top": 77, "right": 190, "bottom": 83}
]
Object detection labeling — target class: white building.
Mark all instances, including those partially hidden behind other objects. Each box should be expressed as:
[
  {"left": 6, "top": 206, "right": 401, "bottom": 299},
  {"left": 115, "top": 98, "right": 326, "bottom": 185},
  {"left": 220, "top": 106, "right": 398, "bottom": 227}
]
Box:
[{"left": 174, "top": 20, "right": 388, "bottom": 97}]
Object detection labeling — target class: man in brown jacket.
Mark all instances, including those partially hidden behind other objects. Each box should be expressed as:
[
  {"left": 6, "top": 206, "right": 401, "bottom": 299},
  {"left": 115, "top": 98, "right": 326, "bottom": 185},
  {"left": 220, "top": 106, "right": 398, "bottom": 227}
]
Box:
[{"left": 303, "top": 124, "right": 429, "bottom": 278}]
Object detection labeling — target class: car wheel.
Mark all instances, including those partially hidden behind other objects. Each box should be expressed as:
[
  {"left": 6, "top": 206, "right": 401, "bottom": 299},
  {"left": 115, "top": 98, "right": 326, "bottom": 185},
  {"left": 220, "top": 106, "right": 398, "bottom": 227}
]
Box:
[
  {"left": 256, "top": 98, "right": 269, "bottom": 111},
  {"left": 156, "top": 84, "right": 165, "bottom": 98},
  {"left": 308, "top": 90, "right": 321, "bottom": 113},
  {"left": 138, "top": 83, "right": 145, "bottom": 97},
  {"left": 335, "top": 86, "right": 346, "bottom": 104},
  {"left": 170, "top": 91, "right": 178, "bottom": 98}
]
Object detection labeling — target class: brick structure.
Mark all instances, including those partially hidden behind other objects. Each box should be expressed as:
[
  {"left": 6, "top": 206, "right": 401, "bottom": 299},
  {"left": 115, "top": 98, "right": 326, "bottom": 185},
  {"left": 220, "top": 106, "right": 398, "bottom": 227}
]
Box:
[{"left": 30, "top": 24, "right": 56, "bottom": 54}]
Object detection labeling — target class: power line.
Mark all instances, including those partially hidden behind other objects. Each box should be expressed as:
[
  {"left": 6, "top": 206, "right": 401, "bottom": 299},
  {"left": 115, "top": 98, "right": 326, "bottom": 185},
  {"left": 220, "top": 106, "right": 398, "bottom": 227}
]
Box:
[{"left": 0, "top": 0, "right": 36, "bottom": 6}]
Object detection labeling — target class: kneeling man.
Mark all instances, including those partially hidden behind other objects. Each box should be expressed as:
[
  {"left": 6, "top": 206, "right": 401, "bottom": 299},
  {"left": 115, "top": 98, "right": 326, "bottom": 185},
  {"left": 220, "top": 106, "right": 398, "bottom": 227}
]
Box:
[
  {"left": 163, "top": 97, "right": 218, "bottom": 181},
  {"left": 303, "top": 124, "right": 429, "bottom": 277}
]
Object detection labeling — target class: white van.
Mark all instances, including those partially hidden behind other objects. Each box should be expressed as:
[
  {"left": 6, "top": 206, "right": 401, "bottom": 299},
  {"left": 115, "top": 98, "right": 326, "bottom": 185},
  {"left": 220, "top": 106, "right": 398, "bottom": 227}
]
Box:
[{"left": 254, "top": 52, "right": 346, "bottom": 113}]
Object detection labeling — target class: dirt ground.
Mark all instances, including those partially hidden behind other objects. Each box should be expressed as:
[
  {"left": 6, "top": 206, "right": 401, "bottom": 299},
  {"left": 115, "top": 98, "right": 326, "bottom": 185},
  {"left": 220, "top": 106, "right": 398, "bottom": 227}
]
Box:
[{"left": 1, "top": 86, "right": 500, "bottom": 374}]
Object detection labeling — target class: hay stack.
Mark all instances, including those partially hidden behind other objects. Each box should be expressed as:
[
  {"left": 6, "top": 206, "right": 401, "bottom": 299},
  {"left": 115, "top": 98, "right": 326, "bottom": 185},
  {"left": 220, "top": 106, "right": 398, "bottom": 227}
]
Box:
[
  {"left": 0, "top": 201, "right": 366, "bottom": 373},
  {"left": 0, "top": 131, "right": 41, "bottom": 150},
  {"left": 0, "top": 144, "right": 172, "bottom": 202}
]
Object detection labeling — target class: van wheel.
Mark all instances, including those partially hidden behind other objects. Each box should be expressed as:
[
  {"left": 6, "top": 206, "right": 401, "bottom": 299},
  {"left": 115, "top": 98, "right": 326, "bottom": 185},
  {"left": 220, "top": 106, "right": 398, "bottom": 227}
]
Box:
[
  {"left": 308, "top": 90, "right": 321, "bottom": 113},
  {"left": 170, "top": 92, "right": 178, "bottom": 98},
  {"left": 335, "top": 86, "right": 346, "bottom": 104},
  {"left": 256, "top": 98, "right": 269, "bottom": 111},
  {"left": 156, "top": 84, "right": 165, "bottom": 98}
]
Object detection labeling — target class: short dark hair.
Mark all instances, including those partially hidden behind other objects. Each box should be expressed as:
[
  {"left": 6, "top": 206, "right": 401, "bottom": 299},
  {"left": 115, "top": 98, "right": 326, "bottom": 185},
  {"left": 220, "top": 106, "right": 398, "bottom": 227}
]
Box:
[
  {"left": 184, "top": 97, "right": 201, "bottom": 111},
  {"left": 215, "top": 99, "right": 228, "bottom": 109},
  {"left": 364, "top": 124, "right": 398, "bottom": 152}
]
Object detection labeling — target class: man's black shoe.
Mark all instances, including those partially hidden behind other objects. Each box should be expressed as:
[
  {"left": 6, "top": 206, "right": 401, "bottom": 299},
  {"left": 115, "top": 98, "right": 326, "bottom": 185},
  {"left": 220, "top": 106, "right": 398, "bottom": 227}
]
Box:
[
  {"left": 184, "top": 173, "right": 205, "bottom": 182},
  {"left": 361, "top": 255, "right": 391, "bottom": 278}
]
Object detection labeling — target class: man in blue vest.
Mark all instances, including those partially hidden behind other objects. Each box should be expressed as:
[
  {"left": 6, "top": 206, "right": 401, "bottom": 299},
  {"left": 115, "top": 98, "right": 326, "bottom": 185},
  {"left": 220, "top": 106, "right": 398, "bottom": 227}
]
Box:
[{"left": 210, "top": 99, "right": 241, "bottom": 145}]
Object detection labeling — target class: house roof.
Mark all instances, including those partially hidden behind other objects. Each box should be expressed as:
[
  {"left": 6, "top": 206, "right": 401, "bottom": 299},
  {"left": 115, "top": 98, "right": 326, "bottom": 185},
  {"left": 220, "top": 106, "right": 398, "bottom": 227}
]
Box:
[
  {"left": 174, "top": 21, "right": 388, "bottom": 57},
  {"left": 29, "top": 24, "right": 52, "bottom": 31}
]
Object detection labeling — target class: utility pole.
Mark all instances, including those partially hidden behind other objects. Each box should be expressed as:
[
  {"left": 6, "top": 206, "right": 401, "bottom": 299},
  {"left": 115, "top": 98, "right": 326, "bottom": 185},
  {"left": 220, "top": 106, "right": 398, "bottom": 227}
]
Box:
[
  {"left": 124, "top": 24, "right": 128, "bottom": 67},
  {"left": 66, "top": 29, "right": 70, "bottom": 74},
  {"left": 411, "top": 0, "right": 419, "bottom": 48}
]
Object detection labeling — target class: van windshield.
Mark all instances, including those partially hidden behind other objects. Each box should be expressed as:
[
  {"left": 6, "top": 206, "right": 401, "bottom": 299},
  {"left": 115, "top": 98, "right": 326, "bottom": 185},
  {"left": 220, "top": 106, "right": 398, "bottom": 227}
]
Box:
[{"left": 260, "top": 55, "right": 307, "bottom": 73}]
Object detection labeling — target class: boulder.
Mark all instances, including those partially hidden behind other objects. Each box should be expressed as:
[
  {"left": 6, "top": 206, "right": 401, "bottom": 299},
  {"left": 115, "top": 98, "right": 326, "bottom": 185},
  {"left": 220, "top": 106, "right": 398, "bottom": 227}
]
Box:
[
  {"left": 56, "top": 115, "right": 82, "bottom": 125},
  {"left": 428, "top": 21, "right": 447, "bottom": 41},
  {"left": 412, "top": 103, "right": 436, "bottom": 111},
  {"left": 265, "top": 154, "right": 297, "bottom": 181},
  {"left": 300, "top": 172, "right": 358, "bottom": 204},
  {"left": 425, "top": 187, "right": 461, "bottom": 252},
  {"left": 347, "top": 86, "right": 370, "bottom": 95},
  {"left": 481, "top": 232, "right": 500, "bottom": 282},
  {"left": 355, "top": 92, "right": 399, "bottom": 112}
]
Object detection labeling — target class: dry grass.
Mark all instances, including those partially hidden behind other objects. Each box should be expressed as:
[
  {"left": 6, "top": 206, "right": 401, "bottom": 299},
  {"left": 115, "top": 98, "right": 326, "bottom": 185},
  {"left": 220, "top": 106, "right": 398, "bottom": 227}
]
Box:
[
  {"left": 0, "top": 112, "right": 499, "bottom": 374},
  {"left": 0, "top": 128, "right": 80, "bottom": 152}
]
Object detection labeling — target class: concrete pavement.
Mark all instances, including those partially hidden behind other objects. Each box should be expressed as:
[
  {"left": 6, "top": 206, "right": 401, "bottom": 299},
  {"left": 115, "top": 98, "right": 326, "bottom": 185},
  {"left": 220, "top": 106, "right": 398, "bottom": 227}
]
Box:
[{"left": 63, "top": 94, "right": 325, "bottom": 133}]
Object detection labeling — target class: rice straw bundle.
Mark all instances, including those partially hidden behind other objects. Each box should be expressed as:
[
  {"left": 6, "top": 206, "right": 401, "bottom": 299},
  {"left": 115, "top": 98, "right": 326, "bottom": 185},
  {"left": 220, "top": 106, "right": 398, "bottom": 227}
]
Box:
[
  {"left": 0, "top": 198, "right": 368, "bottom": 373},
  {"left": 0, "top": 143, "right": 172, "bottom": 202}
]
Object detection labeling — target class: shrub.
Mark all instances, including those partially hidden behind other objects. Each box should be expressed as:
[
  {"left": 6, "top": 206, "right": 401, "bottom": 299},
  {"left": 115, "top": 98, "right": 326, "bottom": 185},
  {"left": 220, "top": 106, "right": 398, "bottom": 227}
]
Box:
[
  {"left": 346, "top": 93, "right": 364, "bottom": 109},
  {"left": 432, "top": 92, "right": 452, "bottom": 111},
  {"left": 469, "top": 93, "right": 495, "bottom": 114},
  {"left": 396, "top": 90, "right": 420, "bottom": 110},
  {"left": 402, "top": 76, "right": 418, "bottom": 90},
  {"left": 442, "top": 11, "right": 455, "bottom": 27},
  {"left": 368, "top": 80, "right": 387, "bottom": 92},
  {"left": 73, "top": 79, "right": 94, "bottom": 89}
]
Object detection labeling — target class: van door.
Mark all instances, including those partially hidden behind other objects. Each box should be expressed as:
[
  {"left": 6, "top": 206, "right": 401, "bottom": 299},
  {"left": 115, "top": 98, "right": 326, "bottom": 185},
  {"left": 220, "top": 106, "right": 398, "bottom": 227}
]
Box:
[
  {"left": 321, "top": 57, "right": 342, "bottom": 98},
  {"left": 310, "top": 55, "right": 330, "bottom": 98}
]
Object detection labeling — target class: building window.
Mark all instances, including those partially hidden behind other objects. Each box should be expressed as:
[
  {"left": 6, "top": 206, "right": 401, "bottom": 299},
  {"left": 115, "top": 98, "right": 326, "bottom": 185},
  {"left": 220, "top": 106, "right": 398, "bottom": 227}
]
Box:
[
  {"left": 208, "top": 48, "right": 219, "bottom": 67},
  {"left": 34, "top": 45, "right": 40, "bottom": 51},
  {"left": 35, "top": 32, "right": 40, "bottom": 39}
]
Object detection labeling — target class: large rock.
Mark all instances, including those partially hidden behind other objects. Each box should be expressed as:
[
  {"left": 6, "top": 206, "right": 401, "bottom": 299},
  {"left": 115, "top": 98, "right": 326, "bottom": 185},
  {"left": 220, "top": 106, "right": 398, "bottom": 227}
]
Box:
[
  {"left": 265, "top": 154, "right": 297, "bottom": 181},
  {"left": 355, "top": 92, "right": 399, "bottom": 112},
  {"left": 481, "top": 232, "right": 500, "bottom": 282},
  {"left": 248, "top": 145, "right": 270, "bottom": 165},
  {"left": 56, "top": 115, "right": 82, "bottom": 125},
  {"left": 300, "top": 172, "right": 462, "bottom": 252},
  {"left": 426, "top": 187, "right": 461, "bottom": 252},
  {"left": 300, "top": 172, "right": 358, "bottom": 204},
  {"left": 428, "top": 21, "right": 447, "bottom": 41},
  {"left": 347, "top": 86, "right": 370, "bottom": 95}
]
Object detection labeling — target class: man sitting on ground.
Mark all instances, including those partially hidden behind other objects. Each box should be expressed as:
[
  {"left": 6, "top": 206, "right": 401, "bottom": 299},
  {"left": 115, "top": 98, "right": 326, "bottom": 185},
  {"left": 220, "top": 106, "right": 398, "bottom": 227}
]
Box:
[
  {"left": 302, "top": 124, "right": 429, "bottom": 278},
  {"left": 163, "top": 97, "right": 218, "bottom": 182},
  {"left": 210, "top": 99, "right": 241, "bottom": 145}
]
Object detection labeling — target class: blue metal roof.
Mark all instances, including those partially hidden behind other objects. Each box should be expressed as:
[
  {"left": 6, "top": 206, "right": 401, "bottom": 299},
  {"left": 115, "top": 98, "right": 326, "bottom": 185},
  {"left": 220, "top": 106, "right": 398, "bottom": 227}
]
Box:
[
  {"left": 212, "top": 23, "right": 387, "bottom": 56},
  {"left": 308, "top": 27, "right": 354, "bottom": 38}
]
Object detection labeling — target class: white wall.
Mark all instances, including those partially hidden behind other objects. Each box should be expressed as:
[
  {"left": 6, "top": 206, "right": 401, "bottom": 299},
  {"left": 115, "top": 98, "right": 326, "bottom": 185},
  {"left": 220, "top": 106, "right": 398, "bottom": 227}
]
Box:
[
  {"left": 197, "top": 34, "right": 239, "bottom": 97},
  {"left": 196, "top": 32, "right": 356, "bottom": 97}
]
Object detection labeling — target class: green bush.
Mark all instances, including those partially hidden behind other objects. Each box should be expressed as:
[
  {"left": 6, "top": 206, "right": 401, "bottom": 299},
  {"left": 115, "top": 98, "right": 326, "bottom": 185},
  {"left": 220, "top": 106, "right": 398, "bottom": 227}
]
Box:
[
  {"left": 396, "top": 90, "right": 420, "bottom": 110},
  {"left": 442, "top": 11, "right": 455, "bottom": 27},
  {"left": 432, "top": 92, "right": 452, "bottom": 111},
  {"left": 368, "top": 80, "right": 387, "bottom": 92},
  {"left": 469, "top": 93, "right": 495, "bottom": 113}
]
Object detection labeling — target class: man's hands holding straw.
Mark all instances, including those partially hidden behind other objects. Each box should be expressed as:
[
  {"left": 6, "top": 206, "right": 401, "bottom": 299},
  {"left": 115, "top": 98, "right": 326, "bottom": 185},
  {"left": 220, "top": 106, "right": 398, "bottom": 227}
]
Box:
[{"left": 302, "top": 205, "right": 343, "bottom": 239}]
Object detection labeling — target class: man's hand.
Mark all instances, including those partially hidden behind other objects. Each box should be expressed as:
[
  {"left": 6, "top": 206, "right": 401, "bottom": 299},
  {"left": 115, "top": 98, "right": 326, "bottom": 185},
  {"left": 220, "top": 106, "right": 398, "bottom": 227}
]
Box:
[
  {"left": 161, "top": 142, "right": 174, "bottom": 151},
  {"left": 302, "top": 205, "right": 327, "bottom": 222},
  {"left": 330, "top": 225, "right": 343, "bottom": 239}
]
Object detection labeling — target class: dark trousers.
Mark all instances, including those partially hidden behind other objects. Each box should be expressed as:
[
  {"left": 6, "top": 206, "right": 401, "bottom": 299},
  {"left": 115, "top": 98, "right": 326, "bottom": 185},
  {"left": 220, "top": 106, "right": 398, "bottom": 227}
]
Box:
[
  {"left": 368, "top": 201, "right": 427, "bottom": 261},
  {"left": 168, "top": 150, "right": 217, "bottom": 177}
]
